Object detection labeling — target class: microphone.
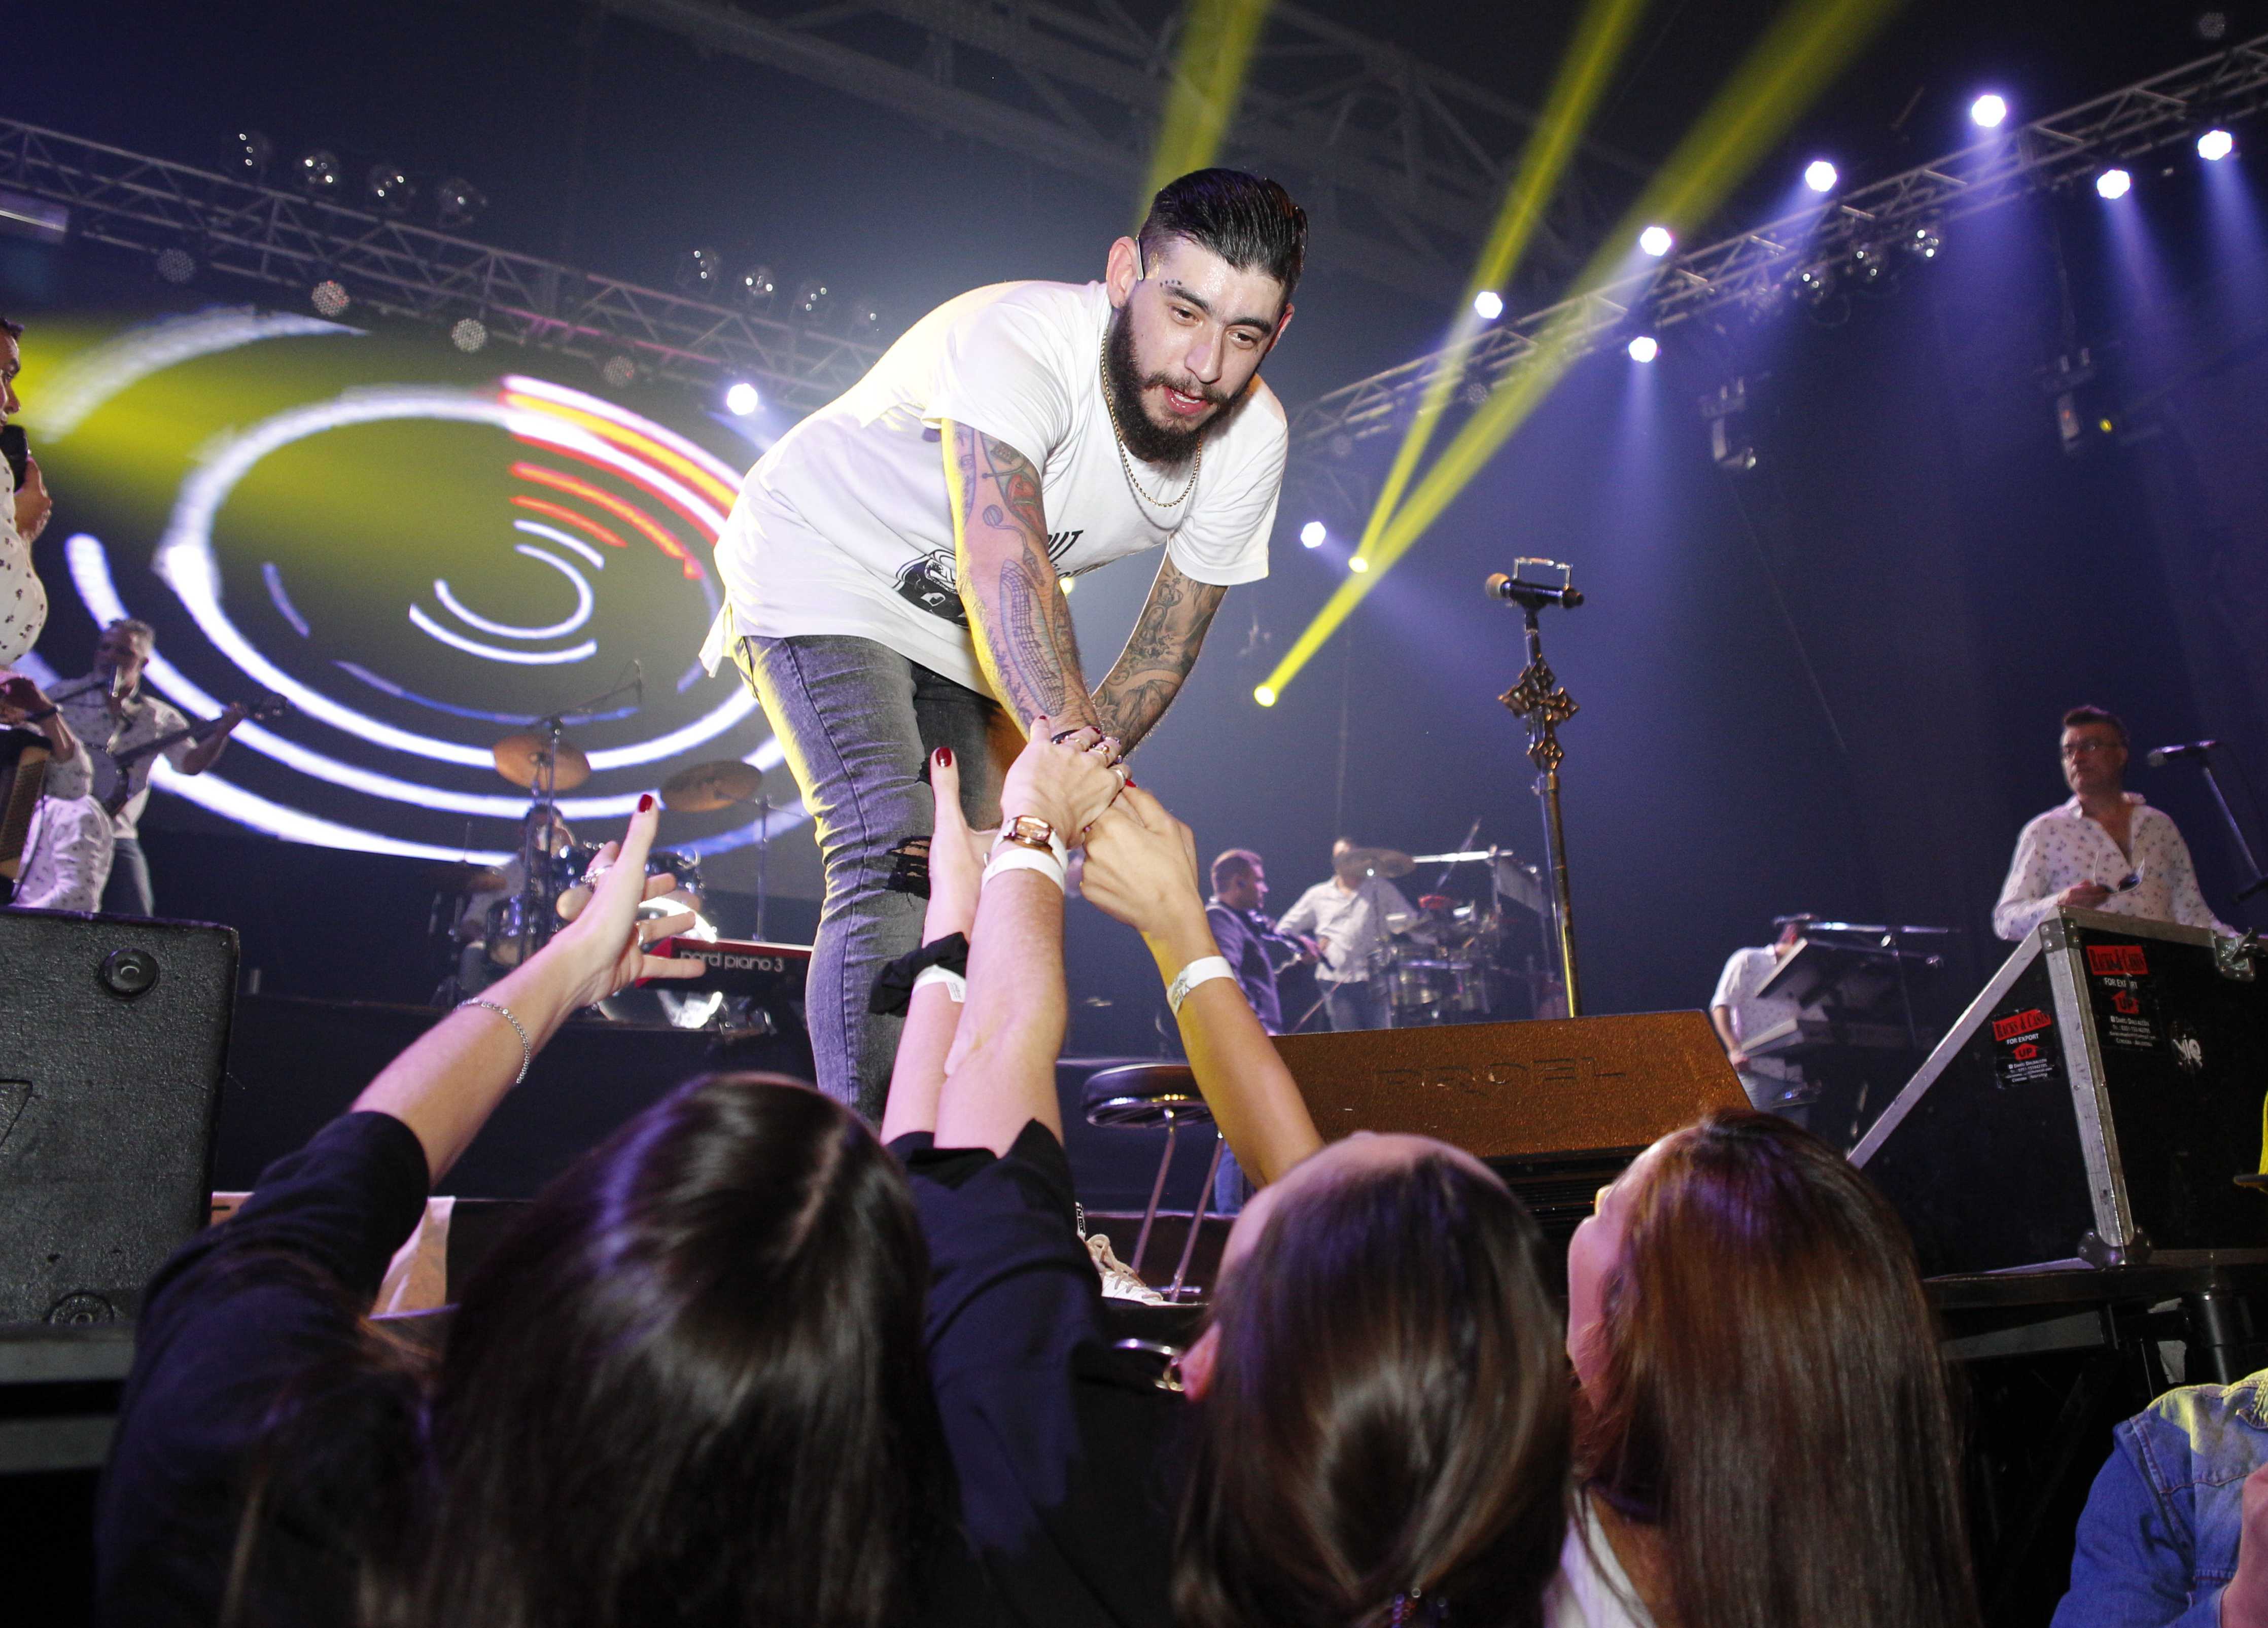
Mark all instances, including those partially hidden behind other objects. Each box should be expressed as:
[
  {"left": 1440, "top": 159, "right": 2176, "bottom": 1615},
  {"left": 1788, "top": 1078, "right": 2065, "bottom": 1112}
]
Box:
[
  {"left": 109, "top": 665, "right": 133, "bottom": 703},
  {"left": 630, "top": 659, "right": 645, "bottom": 704},
  {"left": 1485, "top": 569, "right": 1584, "bottom": 609},
  {"left": 2147, "top": 739, "right": 2216, "bottom": 768}
]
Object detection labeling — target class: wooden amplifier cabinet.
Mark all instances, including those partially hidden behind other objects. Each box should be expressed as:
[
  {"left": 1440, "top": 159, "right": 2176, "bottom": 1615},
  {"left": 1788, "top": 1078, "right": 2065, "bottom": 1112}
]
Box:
[
  {"left": 1271, "top": 1013, "right": 1748, "bottom": 1251},
  {"left": 1854, "top": 910, "right": 2268, "bottom": 1277}
]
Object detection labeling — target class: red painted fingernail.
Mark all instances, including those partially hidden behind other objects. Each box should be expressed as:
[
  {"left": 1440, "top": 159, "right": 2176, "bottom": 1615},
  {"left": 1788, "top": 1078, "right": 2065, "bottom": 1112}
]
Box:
[
  {"left": 1124, "top": 776, "right": 1136, "bottom": 788},
  {"left": 638, "top": 793, "right": 654, "bottom": 813},
  {"left": 937, "top": 746, "right": 953, "bottom": 768}
]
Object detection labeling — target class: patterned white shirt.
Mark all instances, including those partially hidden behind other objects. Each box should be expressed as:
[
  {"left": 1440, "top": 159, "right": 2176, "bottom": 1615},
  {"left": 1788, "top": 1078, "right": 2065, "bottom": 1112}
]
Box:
[
  {"left": 57, "top": 681, "right": 193, "bottom": 840},
  {"left": 1276, "top": 875, "right": 1414, "bottom": 986},
  {"left": 1993, "top": 792, "right": 2231, "bottom": 942},
  {"left": 0, "top": 454, "right": 45, "bottom": 669},
  {"left": 12, "top": 794, "right": 115, "bottom": 911}
]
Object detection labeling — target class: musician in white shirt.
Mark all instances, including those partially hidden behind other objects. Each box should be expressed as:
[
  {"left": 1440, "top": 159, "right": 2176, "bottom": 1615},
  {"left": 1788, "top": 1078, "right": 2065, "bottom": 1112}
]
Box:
[
  {"left": 56, "top": 619, "right": 244, "bottom": 916},
  {"left": 1993, "top": 705, "right": 2231, "bottom": 942},
  {"left": 1275, "top": 841, "right": 1416, "bottom": 1032},
  {"left": 1709, "top": 918, "right": 1812, "bottom": 1123}
]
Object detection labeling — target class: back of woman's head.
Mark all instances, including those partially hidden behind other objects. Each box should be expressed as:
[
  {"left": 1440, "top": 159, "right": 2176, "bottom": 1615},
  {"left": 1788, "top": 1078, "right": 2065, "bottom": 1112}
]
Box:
[
  {"left": 1174, "top": 1147, "right": 1569, "bottom": 1628},
  {"left": 1581, "top": 1111, "right": 1978, "bottom": 1628},
  {"left": 414, "top": 1073, "right": 950, "bottom": 1628}
]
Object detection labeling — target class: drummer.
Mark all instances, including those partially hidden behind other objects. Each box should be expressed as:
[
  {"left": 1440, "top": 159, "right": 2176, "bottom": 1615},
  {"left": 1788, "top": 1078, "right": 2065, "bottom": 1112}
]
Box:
[
  {"left": 452, "top": 806, "right": 578, "bottom": 995},
  {"left": 1274, "top": 838, "right": 1417, "bottom": 1032}
]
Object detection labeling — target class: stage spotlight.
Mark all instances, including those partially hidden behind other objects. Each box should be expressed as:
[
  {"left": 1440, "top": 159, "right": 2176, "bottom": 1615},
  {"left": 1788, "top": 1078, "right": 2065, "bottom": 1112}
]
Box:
[
  {"left": 849, "top": 299, "right": 883, "bottom": 335},
  {"left": 434, "top": 178, "right": 485, "bottom": 229},
  {"left": 724, "top": 380, "right": 760, "bottom": 416},
  {"left": 366, "top": 164, "right": 414, "bottom": 216},
  {"left": 600, "top": 354, "right": 638, "bottom": 389},
  {"left": 154, "top": 246, "right": 197, "bottom": 285},
  {"left": 1804, "top": 158, "right": 1838, "bottom": 193},
  {"left": 1638, "top": 224, "right": 1674, "bottom": 258},
  {"left": 737, "top": 264, "right": 776, "bottom": 306},
  {"left": 1906, "top": 223, "right": 1943, "bottom": 260},
  {"left": 1472, "top": 289, "right": 1505, "bottom": 320},
  {"left": 1299, "top": 520, "right": 1327, "bottom": 548},
  {"left": 2200, "top": 127, "right": 2236, "bottom": 161},
  {"left": 1627, "top": 334, "right": 1659, "bottom": 362},
  {"left": 2096, "top": 167, "right": 2133, "bottom": 200},
  {"left": 1850, "top": 242, "right": 1888, "bottom": 286},
  {"left": 1348, "top": 555, "right": 1370, "bottom": 573},
  {"left": 1793, "top": 264, "right": 1837, "bottom": 305},
  {"left": 233, "top": 130, "right": 274, "bottom": 181},
  {"left": 2200, "top": 11, "right": 2229, "bottom": 41},
  {"left": 450, "top": 317, "right": 489, "bottom": 353},
  {"left": 295, "top": 149, "right": 342, "bottom": 196},
  {"left": 794, "top": 280, "right": 832, "bottom": 321},
  {"left": 1253, "top": 685, "right": 1278, "bottom": 707},
  {"left": 675, "top": 249, "right": 723, "bottom": 293},
  {"left": 1970, "top": 93, "right": 2009, "bottom": 129},
  {"left": 310, "top": 278, "right": 351, "bottom": 317}
]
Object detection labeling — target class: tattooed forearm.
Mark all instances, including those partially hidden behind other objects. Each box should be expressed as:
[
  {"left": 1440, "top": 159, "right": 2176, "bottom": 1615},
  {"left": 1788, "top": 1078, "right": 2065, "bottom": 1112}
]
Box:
[
  {"left": 944, "top": 420, "right": 1098, "bottom": 733},
  {"left": 1092, "top": 554, "right": 1226, "bottom": 751}
]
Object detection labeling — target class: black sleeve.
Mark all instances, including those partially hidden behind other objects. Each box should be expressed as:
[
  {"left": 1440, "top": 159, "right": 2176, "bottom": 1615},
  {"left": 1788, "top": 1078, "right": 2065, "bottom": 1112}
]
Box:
[
  {"left": 96, "top": 1111, "right": 432, "bottom": 1628},
  {"left": 899, "top": 1122, "right": 1181, "bottom": 1628}
]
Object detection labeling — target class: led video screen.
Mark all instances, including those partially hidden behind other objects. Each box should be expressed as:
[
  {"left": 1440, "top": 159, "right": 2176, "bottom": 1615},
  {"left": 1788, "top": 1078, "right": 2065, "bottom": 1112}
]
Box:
[{"left": 19, "top": 306, "right": 792, "bottom": 867}]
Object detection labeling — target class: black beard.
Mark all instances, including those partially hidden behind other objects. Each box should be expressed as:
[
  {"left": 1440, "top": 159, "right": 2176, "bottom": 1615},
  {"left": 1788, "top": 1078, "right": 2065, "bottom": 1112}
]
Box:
[{"left": 1103, "top": 303, "right": 1232, "bottom": 467}]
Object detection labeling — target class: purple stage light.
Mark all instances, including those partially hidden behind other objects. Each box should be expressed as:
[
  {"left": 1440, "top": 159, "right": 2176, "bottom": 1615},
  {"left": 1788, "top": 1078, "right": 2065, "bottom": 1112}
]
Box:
[
  {"left": 1627, "top": 334, "right": 1659, "bottom": 363},
  {"left": 1804, "top": 159, "right": 1838, "bottom": 193},
  {"left": 1970, "top": 93, "right": 2009, "bottom": 129},
  {"left": 2096, "top": 167, "right": 2133, "bottom": 200},
  {"left": 1299, "top": 520, "right": 1326, "bottom": 547},
  {"left": 1472, "top": 290, "right": 1504, "bottom": 320},
  {"left": 2200, "top": 128, "right": 2236, "bottom": 162},
  {"left": 1638, "top": 225, "right": 1673, "bottom": 258}
]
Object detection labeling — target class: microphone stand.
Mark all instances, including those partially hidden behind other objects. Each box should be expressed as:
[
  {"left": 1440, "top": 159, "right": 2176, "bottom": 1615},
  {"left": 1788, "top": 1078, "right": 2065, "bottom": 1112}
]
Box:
[
  {"left": 1494, "top": 578, "right": 1585, "bottom": 1015},
  {"left": 2160, "top": 745, "right": 2268, "bottom": 903}
]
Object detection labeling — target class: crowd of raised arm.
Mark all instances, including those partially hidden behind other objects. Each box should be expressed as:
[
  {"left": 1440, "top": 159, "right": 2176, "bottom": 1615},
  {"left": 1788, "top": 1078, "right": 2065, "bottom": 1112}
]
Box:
[{"left": 91, "top": 724, "right": 2268, "bottom": 1628}]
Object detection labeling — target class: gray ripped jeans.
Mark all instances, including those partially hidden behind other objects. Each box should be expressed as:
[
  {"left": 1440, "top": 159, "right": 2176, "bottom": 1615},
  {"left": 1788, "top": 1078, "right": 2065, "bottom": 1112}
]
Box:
[{"left": 737, "top": 634, "right": 1019, "bottom": 1119}]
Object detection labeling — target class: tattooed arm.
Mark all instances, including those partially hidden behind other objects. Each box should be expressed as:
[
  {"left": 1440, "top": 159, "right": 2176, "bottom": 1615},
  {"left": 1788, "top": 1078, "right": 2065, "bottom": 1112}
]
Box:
[
  {"left": 943, "top": 420, "right": 1101, "bottom": 735},
  {"left": 1091, "top": 553, "right": 1226, "bottom": 753}
]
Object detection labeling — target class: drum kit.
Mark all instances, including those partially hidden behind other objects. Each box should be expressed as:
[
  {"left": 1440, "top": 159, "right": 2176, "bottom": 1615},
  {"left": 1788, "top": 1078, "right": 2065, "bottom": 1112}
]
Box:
[
  {"left": 432, "top": 707, "right": 779, "bottom": 1014},
  {"left": 1302, "top": 841, "right": 1556, "bottom": 1028}
]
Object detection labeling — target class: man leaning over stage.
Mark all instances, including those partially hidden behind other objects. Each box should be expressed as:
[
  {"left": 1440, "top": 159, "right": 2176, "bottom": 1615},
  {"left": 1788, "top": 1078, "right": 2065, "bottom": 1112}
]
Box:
[
  {"left": 700, "top": 168, "right": 1304, "bottom": 1116},
  {"left": 1994, "top": 705, "right": 2231, "bottom": 942}
]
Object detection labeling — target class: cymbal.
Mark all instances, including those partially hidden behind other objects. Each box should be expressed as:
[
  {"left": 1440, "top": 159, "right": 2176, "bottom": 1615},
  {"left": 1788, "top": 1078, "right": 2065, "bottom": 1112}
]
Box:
[
  {"left": 423, "top": 861, "right": 509, "bottom": 893},
  {"left": 1335, "top": 845, "right": 1414, "bottom": 879},
  {"left": 492, "top": 732, "right": 591, "bottom": 792},
  {"left": 660, "top": 759, "right": 763, "bottom": 813}
]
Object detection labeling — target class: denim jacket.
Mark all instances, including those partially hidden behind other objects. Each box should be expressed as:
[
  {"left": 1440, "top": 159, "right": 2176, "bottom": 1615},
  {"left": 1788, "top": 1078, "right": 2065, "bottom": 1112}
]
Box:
[{"left": 2052, "top": 1372, "right": 2268, "bottom": 1627}]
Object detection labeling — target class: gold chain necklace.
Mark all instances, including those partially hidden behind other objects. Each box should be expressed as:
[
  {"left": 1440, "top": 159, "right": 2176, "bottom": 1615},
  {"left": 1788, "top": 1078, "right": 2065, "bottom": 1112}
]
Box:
[{"left": 1099, "top": 334, "right": 1202, "bottom": 513}]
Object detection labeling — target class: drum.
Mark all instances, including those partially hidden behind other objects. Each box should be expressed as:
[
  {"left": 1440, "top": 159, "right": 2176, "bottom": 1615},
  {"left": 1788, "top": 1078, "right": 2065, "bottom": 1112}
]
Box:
[{"left": 1387, "top": 955, "right": 1490, "bottom": 1021}]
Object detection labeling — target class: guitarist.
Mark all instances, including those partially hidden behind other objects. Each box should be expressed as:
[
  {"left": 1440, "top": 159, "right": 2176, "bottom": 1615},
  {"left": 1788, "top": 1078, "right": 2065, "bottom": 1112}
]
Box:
[{"left": 56, "top": 619, "right": 245, "bottom": 916}]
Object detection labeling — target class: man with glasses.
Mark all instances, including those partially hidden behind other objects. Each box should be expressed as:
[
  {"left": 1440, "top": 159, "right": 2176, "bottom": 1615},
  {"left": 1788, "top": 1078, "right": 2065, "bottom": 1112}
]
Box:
[
  {"left": 699, "top": 169, "right": 1304, "bottom": 1116},
  {"left": 1993, "top": 704, "right": 2231, "bottom": 940}
]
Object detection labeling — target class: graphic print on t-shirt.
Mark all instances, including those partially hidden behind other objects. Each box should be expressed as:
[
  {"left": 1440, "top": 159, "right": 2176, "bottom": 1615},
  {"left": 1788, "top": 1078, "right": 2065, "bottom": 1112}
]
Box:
[{"left": 893, "top": 527, "right": 1088, "bottom": 628}]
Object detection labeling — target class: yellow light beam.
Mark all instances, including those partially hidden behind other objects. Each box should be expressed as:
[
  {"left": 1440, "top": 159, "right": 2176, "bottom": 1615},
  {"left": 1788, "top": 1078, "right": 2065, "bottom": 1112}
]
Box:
[
  {"left": 1141, "top": 0, "right": 1275, "bottom": 215},
  {"left": 1265, "top": 0, "right": 1903, "bottom": 701},
  {"left": 1358, "top": 0, "right": 1651, "bottom": 560}
]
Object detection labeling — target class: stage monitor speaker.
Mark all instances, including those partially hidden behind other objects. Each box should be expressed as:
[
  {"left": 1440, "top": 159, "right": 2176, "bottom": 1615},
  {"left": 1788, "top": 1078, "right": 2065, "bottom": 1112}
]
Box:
[
  {"left": 1272, "top": 1013, "right": 1748, "bottom": 1244},
  {"left": 0, "top": 911, "right": 238, "bottom": 1325},
  {"left": 1854, "top": 910, "right": 2268, "bottom": 1277}
]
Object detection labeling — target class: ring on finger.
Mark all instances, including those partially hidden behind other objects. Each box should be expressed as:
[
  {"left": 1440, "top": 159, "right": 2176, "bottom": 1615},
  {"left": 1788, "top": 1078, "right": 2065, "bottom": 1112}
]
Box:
[{"left": 585, "top": 862, "right": 614, "bottom": 884}]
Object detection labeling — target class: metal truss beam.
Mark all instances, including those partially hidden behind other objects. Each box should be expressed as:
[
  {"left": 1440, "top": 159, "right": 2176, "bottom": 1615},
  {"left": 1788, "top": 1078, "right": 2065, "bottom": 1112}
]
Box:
[
  {"left": 1288, "top": 33, "right": 2268, "bottom": 491},
  {"left": 597, "top": 0, "right": 1645, "bottom": 300},
  {"left": 0, "top": 118, "right": 883, "bottom": 413}
]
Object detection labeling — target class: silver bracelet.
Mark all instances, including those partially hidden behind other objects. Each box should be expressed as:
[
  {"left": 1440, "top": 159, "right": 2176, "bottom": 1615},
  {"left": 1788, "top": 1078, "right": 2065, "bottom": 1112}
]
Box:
[{"left": 458, "top": 998, "right": 533, "bottom": 1086}]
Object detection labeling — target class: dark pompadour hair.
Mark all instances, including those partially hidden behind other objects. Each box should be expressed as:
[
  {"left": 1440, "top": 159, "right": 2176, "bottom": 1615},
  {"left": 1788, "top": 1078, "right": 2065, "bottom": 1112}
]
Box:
[
  {"left": 2063, "top": 704, "right": 2127, "bottom": 745},
  {"left": 1139, "top": 169, "right": 1308, "bottom": 303},
  {"left": 0, "top": 313, "right": 21, "bottom": 340}
]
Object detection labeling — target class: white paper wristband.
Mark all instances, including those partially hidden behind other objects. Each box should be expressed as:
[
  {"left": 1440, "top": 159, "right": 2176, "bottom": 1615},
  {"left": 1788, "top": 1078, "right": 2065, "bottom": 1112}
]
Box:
[
  {"left": 912, "top": 964, "right": 967, "bottom": 1003},
  {"left": 982, "top": 844, "right": 1068, "bottom": 892},
  {"left": 1167, "top": 955, "right": 1236, "bottom": 1015}
]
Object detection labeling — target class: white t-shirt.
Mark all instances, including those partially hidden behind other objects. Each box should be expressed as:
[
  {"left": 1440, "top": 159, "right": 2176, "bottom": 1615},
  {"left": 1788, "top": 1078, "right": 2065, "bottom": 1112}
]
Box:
[
  {"left": 700, "top": 279, "right": 1286, "bottom": 693},
  {"left": 1711, "top": 944, "right": 1804, "bottom": 1090},
  {"left": 1544, "top": 1495, "right": 1657, "bottom": 1628}
]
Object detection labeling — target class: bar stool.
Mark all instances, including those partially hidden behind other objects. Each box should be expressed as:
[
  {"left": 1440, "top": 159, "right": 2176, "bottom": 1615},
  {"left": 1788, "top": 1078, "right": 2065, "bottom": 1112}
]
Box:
[{"left": 1083, "top": 1062, "right": 1225, "bottom": 1302}]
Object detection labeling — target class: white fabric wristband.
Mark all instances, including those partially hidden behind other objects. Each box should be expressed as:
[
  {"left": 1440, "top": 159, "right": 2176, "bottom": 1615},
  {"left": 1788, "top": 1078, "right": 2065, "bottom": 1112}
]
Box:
[
  {"left": 983, "top": 844, "right": 1068, "bottom": 892},
  {"left": 1167, "top": 955, "right": 1236, "bottom": 1015},
  {"left": 912, "top": 963, "right": 967, "bottom": 1003}
]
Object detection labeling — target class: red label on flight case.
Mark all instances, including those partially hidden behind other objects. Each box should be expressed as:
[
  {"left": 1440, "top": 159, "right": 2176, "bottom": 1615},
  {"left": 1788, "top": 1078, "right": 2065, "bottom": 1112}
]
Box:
[
  {"left": 1992, "top": 1008, "right": 2051, "bottom": 1042},
  {"left": 2087, "top": 944, "right": 2150, "bottom": 977}
]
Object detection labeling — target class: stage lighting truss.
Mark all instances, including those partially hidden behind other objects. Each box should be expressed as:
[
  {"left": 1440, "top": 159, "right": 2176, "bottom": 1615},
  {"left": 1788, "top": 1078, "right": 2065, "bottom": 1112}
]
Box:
[
  {"left": 1284, "top": 33, "right": 2268, "bottom": 503},
  {"left": 0, "top": 117, "right": 884, "bottom": 414}
]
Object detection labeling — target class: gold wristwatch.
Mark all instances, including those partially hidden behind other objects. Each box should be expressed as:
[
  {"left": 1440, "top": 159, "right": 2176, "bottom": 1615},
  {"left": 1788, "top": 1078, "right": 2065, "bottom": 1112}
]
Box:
[{"left": 998, "top": 815, "right": 1062, "bottom": 857}]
